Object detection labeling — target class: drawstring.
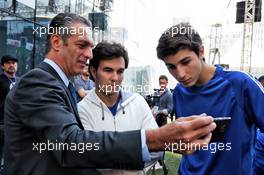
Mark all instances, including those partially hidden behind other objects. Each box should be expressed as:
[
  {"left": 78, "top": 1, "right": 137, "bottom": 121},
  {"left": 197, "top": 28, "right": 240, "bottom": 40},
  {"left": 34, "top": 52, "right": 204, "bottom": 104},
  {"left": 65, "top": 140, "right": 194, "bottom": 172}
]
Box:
[
  {"left": 120, "top": 93, "right": 125, "bottom": 115},
  {"left": 100, "top": 93, "right": 125, "bottom": 120},
  {"left": 122, "top": 106, "right": 125, "bottom": 114},
  {"left": 100, "top": 102, "right": 105, "bottom": 120}
]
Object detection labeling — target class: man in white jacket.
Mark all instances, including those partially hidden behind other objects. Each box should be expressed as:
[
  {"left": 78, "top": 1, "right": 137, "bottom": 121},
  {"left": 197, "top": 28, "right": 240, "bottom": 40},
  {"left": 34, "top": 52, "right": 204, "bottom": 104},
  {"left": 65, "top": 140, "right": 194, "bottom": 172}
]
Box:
[{"left": 78, "top": 42, "right": 161, "bottom": 175}]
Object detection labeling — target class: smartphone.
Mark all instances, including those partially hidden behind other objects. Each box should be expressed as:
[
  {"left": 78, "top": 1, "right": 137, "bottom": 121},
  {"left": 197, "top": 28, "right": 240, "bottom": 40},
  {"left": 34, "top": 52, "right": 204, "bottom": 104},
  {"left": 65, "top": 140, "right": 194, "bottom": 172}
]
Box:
[{"left": 211, "top": 117, "right": 231, "bottom": 142}]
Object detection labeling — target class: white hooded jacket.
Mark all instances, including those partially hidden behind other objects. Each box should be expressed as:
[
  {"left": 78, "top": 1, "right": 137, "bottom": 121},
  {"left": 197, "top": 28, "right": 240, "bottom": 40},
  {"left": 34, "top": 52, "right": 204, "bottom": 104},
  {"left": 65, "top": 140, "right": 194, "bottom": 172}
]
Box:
[
  {"left": 78, "top": 89, "right": 160, "bottom": 175},
  {"left": 78, "top": 89, "right": 158, "bottom": 132}
]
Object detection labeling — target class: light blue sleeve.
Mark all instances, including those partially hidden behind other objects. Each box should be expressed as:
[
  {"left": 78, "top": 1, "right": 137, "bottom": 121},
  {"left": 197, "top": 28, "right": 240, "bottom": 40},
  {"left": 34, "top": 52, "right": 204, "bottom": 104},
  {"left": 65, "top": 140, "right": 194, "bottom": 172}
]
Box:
[{"left": 141, "top": 129, "right": 151, "bottom": 162}]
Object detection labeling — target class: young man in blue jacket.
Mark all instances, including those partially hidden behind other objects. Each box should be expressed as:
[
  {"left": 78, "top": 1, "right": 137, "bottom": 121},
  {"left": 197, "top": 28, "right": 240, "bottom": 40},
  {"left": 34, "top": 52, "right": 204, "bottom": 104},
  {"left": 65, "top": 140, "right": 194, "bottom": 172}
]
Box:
[{"left": 156, "top": 22, "right": 264, "bottom": 175}]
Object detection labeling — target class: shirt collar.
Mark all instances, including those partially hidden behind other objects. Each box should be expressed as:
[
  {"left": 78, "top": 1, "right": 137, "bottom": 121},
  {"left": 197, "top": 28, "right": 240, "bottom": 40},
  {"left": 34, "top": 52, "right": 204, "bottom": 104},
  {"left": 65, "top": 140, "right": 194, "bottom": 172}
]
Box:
[{"left": 43, "top": 58, "right": 69, "bottom": 86}]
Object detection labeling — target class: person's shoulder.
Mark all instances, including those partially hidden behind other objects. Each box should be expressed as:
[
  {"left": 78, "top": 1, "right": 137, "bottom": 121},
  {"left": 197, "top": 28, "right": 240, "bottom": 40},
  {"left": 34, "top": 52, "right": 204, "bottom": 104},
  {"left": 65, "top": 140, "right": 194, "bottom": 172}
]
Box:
[
  {"left": 165, "top": 88, "right": 173, "bottom": 95},
  {"left": 77, "top": 93, "right": 90, "bottom": 108},
  {"left": 133, "top": 92, "right": 145, "bottom": 101},
  {"left": 81, "top": 89, "right": 95, "bottom": 101},
  {"left": 21, "top": 67, "right": 49, "bottom": 78},
  {"left": 0, "top": 73, "right": 4, "bottom": 78},
  {"left": 220, "top": 68, "right": 256, "bottom": 84},
  {"left": 16, "top": 67, "right": 63, "bottom": 92},
  {"left": 121, "top": 91, "right": 146, "bottom": 105},
  {"left": 0, "top": 73, "right": 9, "bottom": 81},
  {"left": 0, "top": 73, "right": 6, "bottom": 82},
  {"left": 78, "top": 89, "right": 99, "bottom": 106},
  {"left": 74, "top": 75, "right": 82, "bottom": 82}
]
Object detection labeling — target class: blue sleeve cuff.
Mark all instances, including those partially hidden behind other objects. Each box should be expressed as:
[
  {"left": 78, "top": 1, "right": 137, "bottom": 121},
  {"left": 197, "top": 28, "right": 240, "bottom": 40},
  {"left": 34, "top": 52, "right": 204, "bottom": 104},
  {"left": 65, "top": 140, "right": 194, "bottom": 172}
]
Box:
[{"left": 141, "top": 129, "right": 151, "bottom": 162}]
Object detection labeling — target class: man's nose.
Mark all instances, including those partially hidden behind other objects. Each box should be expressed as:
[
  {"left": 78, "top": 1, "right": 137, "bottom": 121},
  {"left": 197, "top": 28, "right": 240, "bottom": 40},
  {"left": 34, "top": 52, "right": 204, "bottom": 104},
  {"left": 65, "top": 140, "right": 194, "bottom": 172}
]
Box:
[
  {"left": 176, "top": 67, "right": 186, "bottom": 80},
  {"left": 111, "top": 72, "right": 119, "bottom": 81},
  {"left": 83, "top": 47, "right": 93, "bottom": 60}
]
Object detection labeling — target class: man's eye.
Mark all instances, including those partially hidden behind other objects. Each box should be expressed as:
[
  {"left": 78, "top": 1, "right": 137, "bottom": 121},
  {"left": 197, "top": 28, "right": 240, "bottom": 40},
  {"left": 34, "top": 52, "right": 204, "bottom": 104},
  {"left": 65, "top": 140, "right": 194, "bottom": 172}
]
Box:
[
  {"left": 167, "top": 65, "right": 176, "bottom": 69},
  {"left": 104, "top": 69, "right": 112, "bottom": 72},
  {"left": 181, "top": 60, "right": 190, "bottom": 65},
  {"left": 77, "top": 44, "right": 86, "bottom": 49},
  {"left": 118, "top": 70, "right": 124, "bottom": 74}
]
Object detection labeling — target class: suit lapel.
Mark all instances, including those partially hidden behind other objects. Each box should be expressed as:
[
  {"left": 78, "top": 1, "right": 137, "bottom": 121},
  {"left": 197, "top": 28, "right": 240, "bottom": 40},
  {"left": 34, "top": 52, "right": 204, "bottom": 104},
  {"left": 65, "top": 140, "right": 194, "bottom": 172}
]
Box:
[{"left": 38, "top": 62, "right": 84, "bottom": 129}]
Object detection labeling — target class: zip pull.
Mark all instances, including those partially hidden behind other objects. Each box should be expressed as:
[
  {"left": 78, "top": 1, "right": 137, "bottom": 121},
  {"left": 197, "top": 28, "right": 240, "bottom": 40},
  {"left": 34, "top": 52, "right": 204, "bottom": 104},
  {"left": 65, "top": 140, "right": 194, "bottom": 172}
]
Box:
[
  {"left": 100, "top": 103, "right": 105, "bottom": 120},
  {"left": 122, "top": 107, "right": 125, "bottom": 115}
]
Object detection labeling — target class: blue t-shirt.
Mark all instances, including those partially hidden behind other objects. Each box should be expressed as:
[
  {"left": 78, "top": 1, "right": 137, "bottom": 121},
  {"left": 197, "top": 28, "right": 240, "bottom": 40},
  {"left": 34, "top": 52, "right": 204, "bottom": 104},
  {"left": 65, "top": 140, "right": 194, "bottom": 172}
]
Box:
[
  {"left": 173, "top": 66, "right": 264, "bottom": 175},
  {"left": 108, "top": 94, "right": 121, "bottom": 116}
]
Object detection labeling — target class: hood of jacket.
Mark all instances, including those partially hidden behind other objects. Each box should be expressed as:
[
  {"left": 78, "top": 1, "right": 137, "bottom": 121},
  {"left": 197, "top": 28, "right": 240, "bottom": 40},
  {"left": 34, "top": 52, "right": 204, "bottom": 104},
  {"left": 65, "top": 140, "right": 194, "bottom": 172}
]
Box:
[{"left": 85, "top": 89, "right": 140, "bottom": 120}]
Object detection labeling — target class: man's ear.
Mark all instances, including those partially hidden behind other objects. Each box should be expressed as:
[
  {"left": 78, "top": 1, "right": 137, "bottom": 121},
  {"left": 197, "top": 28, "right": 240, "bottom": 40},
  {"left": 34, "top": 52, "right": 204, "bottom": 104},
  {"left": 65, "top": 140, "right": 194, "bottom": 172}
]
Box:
[
  {"left": 90, "top": 66, "right": 97, "bottom": 81},
  {"left": 199, "top": 46, "right": 205, "bottom": 60},
  {"left": 50, "top": 35, "right": 63, "bottom": 52}
]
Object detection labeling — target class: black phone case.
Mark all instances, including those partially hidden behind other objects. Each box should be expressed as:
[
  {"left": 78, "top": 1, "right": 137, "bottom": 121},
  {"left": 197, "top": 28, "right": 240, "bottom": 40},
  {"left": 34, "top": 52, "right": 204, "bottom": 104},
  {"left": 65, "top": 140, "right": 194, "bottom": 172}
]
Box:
[{"left": 211, "top": 118, "right": 231, "bottom": 142}]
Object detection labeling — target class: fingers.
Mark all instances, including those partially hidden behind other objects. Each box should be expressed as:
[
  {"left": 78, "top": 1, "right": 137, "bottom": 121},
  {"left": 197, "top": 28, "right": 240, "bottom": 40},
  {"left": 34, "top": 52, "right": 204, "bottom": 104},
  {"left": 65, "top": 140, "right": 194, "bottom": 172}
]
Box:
[
  {"left": 182, "top": 133, "right": 212, "bottom": 155},
  {"left": 146, "top": 114, "right": 216, "bottom": 152},
  {"left": 192, "top": 133, "right": 212, "bottom": 147},
  {"left": 176, "top": 113, "right": 208, "bottom": 122},
  {"left": 177, "top": 115, "right": 214, "bottom": 130},
  {"left": 182, "top": 122, "right": 216, "bottom": 142}
]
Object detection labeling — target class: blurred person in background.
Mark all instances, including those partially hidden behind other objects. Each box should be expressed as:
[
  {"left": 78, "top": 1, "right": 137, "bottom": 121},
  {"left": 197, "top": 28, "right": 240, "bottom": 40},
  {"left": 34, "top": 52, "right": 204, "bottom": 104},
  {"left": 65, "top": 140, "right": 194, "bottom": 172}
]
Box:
[
  {"left": 153, "top": 75, "right": 174, "bottom": 126},
  {"left": 0, "top": 55, "right": 19, "bottom": 169},
  {"left": 74, "top": 63, "right": 94, "bottom": 102}
]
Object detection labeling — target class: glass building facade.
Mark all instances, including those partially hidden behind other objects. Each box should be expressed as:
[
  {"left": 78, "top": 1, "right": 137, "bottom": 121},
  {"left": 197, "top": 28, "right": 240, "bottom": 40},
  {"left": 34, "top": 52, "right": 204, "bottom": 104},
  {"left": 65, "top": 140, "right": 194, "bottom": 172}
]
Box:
[{"left": 0, "top": 0, "right": 113, "bottom": 76}]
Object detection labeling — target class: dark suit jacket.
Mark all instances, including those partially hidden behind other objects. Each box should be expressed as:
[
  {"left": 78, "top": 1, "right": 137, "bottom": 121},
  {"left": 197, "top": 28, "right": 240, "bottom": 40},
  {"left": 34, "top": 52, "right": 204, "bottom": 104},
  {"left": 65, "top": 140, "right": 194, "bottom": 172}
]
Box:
[{"left": 4, "top": 62, "right": 143, "bottom": 175}]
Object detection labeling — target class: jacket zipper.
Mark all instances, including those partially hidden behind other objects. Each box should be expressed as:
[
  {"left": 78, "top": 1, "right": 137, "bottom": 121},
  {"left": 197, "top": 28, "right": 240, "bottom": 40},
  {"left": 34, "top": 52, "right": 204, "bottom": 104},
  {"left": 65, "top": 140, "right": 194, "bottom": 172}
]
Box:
[{"left": 114, "top": 117, "right": 117, "bottom": 131}]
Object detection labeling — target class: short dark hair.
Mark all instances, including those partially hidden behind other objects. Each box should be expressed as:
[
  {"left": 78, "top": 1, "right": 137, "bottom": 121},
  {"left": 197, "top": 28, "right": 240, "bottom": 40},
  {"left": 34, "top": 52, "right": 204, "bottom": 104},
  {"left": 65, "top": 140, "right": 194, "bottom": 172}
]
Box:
[
  {"left": 46, "top": 13, "right": 92, "bottom": 53},
  {"left": 156, "top": 22, "right": 202, "bottom": 60},
  {"left": 89, "top": 42, "right": 129, "bottom": 81},
  {"left": 259, "top": 75, "right": 264, "bottom": 82},
  {"left": 159, "top": 75, "right": 168, "bottom": 82},
  {"left": 90, "top": 41, "right": 129, "bottom": 69}
]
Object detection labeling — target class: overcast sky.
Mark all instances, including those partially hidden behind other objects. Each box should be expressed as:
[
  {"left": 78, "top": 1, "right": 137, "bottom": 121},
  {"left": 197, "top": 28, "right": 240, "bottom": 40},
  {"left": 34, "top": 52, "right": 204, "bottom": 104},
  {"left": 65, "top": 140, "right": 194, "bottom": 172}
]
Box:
[
  {"left": 110, "top": 0, "right": 236, "bottom": 64},
  {"left": 110, "top": 0, "right": 241, "bottom": 86}
]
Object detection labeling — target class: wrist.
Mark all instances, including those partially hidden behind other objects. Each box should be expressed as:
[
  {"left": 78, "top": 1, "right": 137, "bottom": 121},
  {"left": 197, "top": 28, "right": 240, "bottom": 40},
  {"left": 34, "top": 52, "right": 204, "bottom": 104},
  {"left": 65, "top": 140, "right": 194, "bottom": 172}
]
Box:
[{"left": 146, "top": 129, "right": 163, "bottom": 151}]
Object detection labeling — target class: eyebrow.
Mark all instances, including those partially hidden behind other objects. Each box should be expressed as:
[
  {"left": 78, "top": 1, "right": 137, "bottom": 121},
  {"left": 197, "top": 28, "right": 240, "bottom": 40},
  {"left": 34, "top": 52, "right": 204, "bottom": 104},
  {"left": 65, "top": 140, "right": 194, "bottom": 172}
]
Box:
[
  {"left": 180, "top": 56, "right": 191, "bottom": 62},
  {"left": 103, "top": 67, "right": 125, "bottom": 71},
  {"left": 75, "top": 40, "right": 94, "bottom": 47},
  {"left": 103, "top": 67, "right": 113, "bottom": 70},
  {"left": 165, "top": 56, "right": 191, "bottom": 67}
]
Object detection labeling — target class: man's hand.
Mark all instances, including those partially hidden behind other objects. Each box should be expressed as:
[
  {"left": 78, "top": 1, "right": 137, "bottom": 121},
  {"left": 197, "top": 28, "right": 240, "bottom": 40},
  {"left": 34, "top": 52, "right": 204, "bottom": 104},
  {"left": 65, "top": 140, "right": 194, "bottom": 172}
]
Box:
[{"left": 146, "top": 114, "right": 216, "bottom": 154}]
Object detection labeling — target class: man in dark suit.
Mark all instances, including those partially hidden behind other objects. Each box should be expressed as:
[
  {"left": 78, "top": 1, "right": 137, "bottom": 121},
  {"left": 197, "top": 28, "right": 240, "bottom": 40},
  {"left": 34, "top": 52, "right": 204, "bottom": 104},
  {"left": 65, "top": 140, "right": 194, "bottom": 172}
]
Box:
[{"left": 4, "top": 13, "right": 216, "bottom": 175}]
